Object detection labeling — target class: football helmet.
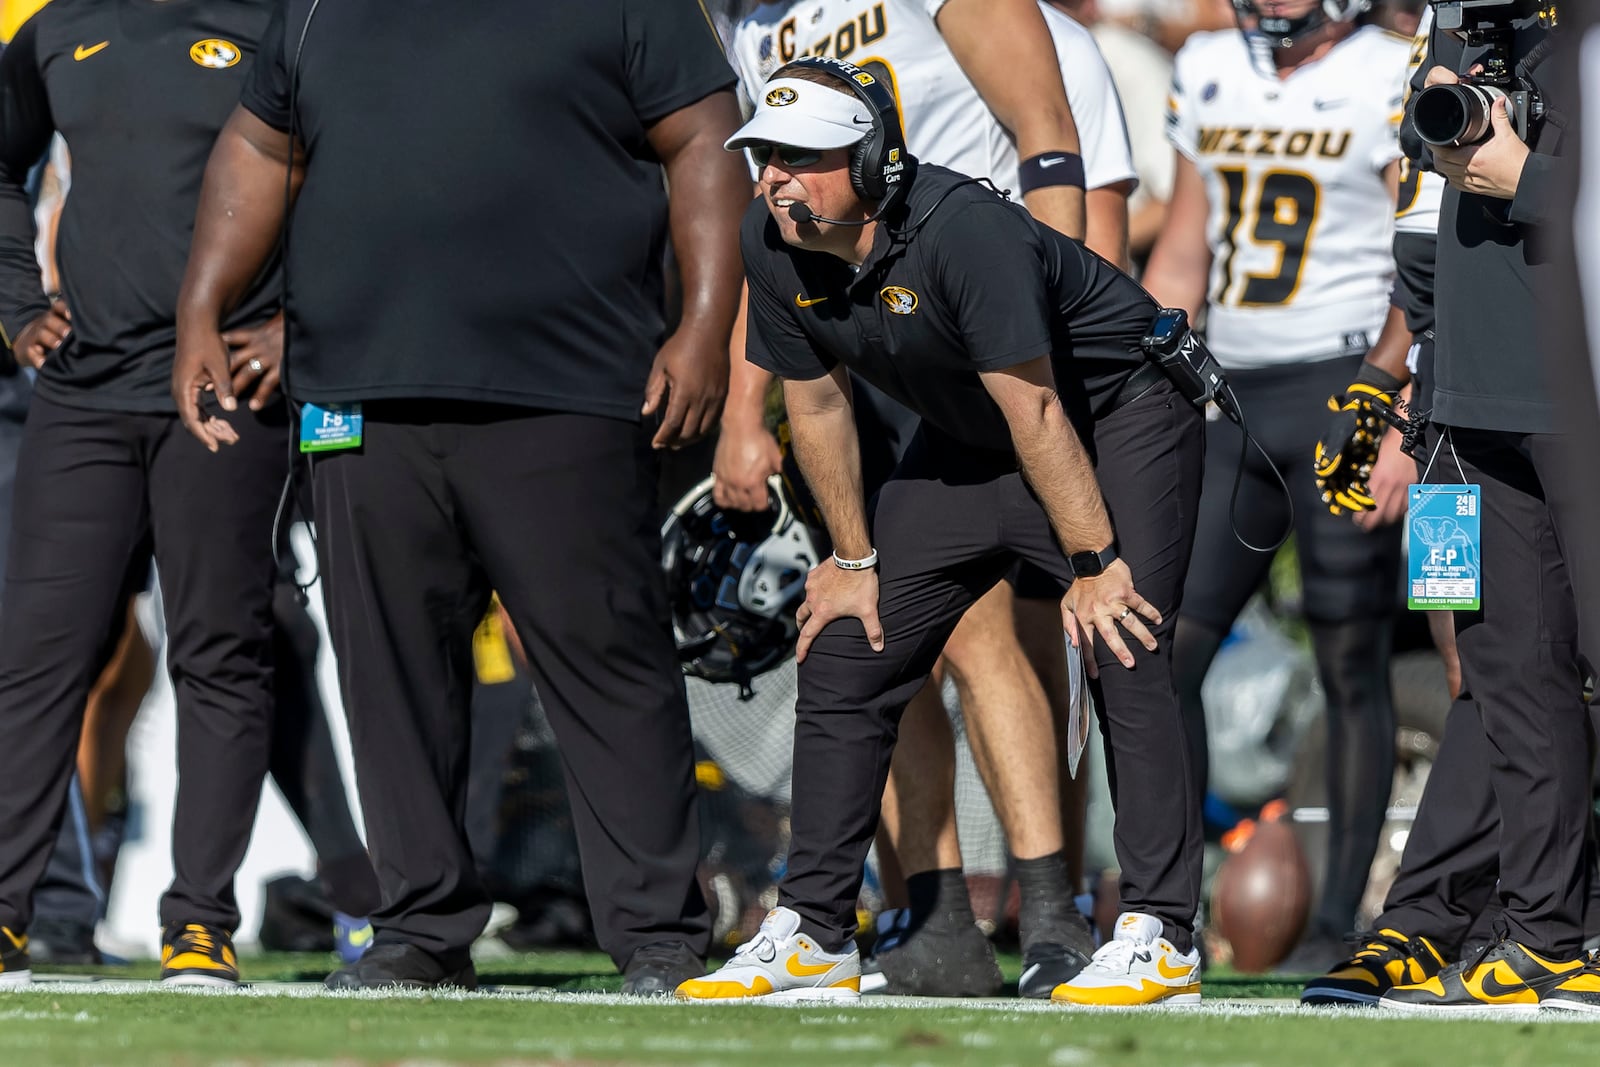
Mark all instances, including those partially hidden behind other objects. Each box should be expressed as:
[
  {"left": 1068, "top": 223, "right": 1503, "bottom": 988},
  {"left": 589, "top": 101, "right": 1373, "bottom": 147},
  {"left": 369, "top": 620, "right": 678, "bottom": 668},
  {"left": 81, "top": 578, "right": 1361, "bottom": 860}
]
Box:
[
  {"left": 1234, "top": 0, "right": 1371, "bottom": 48},
  {"left": 661, "top": 475, "right": 818, "bottom": 695}
]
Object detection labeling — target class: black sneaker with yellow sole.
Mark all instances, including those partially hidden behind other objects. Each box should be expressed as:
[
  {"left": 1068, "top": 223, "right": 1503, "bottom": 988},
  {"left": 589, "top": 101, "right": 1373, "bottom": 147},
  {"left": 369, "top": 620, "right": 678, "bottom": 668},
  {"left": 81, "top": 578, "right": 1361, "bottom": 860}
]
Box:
[
  {"left": 1380, "top": 938, "right": 1584, "bottom": 1014},
  {"left": 1540, "top": 955, "right": 1600, "bottom": 1014},
  {"left": 160, "top": 923, "right": 239, "bottom": 988},
  {"left": 1, "top": 926, "right": 30, "bottom": 987},
  {"left": 1301, "top": 928, "right": 1446, "bottom": 1006}
]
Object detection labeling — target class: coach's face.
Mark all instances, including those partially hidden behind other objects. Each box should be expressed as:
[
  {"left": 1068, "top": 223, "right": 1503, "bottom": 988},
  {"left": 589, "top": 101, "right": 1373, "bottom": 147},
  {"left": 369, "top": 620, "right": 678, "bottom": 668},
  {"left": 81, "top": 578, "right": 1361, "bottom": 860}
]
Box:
[{"left": 757, "top": 147, "right": 870, "bottom": 259}]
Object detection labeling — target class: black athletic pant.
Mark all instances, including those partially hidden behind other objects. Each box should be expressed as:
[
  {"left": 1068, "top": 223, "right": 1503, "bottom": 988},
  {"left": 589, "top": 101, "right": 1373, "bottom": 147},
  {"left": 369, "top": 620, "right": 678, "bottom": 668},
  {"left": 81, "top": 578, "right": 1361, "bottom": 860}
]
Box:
[
  {"left": 1413, "top": 428, "right": 1594, "bottom": 959},
  {"left": 311, "top": 402, "right": 708, "bottom": 969},
  {"left": 780, "top": 381, "right": 1205, "bottom": 952},
  {"left": 0, "top": 394, "right": 283, "bottom": 933},
  {"left": 0, "top": 393, "right": 101, "bottom": 931},
  {"left": 1174, "top": 355, "right": 1400, "bottom": 936},
  {"left": 268, "top": 577, "right": 381, "bottom": 919},
  {"left": 1378, "top": 698, "right": 1600, "bottom": 954}
]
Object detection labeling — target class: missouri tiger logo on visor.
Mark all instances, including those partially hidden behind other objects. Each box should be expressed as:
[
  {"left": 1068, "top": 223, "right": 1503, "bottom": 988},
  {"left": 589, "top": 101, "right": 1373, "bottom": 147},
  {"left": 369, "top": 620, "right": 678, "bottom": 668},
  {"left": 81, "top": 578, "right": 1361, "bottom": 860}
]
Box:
[
  {"left": 765, "top": 86, "right": 799, "bottom": 107},
  {"left": 880, "top": 286, "right": 918, "bottom": 315},
  {"left": 190, "top": 39, "right": 242, "bottom": 69}
]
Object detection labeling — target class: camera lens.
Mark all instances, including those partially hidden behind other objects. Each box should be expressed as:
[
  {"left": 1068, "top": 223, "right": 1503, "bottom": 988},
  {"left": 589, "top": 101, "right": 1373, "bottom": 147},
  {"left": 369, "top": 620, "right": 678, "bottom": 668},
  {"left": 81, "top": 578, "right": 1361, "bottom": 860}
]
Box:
[{"left": 1413, "top": 84, "right": 1503, "bottom": 147}]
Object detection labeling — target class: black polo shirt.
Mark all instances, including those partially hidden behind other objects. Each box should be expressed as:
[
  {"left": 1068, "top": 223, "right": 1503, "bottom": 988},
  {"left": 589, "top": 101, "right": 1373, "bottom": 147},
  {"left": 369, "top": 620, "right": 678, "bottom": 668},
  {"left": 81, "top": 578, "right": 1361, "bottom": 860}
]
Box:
[
  {"left": 0, "top": 0, "right": 276, "bottom": 412},
  {"left": 743, "top": 165, "right": 1155, "bottom": 453},
  {"left": 241, "top": 0, "right": 735, "bottom": 418}
]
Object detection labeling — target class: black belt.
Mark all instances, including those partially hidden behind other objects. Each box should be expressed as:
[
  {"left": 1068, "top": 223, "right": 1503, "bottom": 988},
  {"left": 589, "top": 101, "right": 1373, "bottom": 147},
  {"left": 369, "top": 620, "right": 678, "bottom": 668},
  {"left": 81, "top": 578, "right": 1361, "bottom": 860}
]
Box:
[{"left": 1110, "top": 361, "right": 1165, "bottom": 411}]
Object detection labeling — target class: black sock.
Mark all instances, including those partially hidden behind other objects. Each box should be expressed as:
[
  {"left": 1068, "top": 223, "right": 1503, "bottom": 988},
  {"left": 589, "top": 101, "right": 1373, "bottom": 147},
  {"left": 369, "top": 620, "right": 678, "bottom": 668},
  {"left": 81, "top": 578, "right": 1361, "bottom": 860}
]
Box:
[
  {"left": 905, "top": 869, "right": 975, "bottom": 932},
  {"left": 1013, "top": 851, "right": 1091, "bottom": 954}
]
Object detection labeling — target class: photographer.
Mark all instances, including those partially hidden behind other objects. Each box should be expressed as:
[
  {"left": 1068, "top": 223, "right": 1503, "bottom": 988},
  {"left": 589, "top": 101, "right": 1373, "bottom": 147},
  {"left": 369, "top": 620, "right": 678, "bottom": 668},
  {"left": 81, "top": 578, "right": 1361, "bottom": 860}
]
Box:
[{"left": 1377, "top": 0, "right": 1596, "bottom": 1012}]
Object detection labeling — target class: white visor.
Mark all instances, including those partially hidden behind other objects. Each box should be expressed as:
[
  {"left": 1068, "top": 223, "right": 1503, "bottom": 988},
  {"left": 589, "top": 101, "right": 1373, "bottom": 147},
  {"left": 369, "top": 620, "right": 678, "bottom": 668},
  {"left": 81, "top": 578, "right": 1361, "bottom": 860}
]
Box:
[{"left": 724, "top": 78, "right": 871, "bottom": 153}]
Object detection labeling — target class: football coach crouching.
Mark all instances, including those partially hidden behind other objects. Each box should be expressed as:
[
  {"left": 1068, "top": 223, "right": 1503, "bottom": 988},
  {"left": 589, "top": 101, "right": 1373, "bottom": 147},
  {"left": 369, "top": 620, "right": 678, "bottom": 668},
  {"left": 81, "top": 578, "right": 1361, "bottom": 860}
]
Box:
[{"left": 676, "top": 56, "right": 1209, "bottom": 1008}]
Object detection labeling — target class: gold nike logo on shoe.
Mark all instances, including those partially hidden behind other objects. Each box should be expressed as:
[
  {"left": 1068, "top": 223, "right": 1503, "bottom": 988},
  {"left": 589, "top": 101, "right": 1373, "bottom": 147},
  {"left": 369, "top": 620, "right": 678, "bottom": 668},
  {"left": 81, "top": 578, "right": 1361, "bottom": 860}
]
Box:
[
  {"left": 74, "top": 42, "right": 110, "bottom": 61},
  {"left": 1381, "top": 939, "right": 1584, "bottom": 1013},
  {"left": 675, "top": 907, "right": 860, "bottom": 1001},
  {"left": 794, "top": 293, "right": 827, "bottom": 308},
  {"left": 1052, "top": 912, "right": 1202, "bottom": 1007}
]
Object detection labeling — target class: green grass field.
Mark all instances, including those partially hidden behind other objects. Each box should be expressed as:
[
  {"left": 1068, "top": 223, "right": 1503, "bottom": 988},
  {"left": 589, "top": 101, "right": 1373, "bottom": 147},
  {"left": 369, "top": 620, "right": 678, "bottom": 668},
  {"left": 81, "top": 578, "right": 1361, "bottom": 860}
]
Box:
[{"left": 2, "top": 952, "right": 1595, "bottom": 1067}]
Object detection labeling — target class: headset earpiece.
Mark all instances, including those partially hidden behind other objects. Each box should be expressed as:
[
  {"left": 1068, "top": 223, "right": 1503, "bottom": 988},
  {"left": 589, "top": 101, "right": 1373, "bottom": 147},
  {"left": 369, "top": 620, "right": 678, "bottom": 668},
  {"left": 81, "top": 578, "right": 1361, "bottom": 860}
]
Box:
[{"left": 772, "top": 55, "right": 910, "bottom": 204}]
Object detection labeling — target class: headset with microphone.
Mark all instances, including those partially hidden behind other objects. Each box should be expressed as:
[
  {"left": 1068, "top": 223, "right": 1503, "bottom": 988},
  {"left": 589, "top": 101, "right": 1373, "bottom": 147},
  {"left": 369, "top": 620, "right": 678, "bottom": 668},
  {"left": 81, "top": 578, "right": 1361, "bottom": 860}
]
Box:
[{"left": 769, "top": 56, "right": 915, "bottom": 228}]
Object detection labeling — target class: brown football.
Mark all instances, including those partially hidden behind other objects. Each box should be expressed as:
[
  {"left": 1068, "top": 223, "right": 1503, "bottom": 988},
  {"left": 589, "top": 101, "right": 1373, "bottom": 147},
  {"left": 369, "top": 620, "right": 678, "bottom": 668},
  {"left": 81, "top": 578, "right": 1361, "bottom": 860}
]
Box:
[{"left": 1210, "top": 816, "right": 1312, "bottom": 973}]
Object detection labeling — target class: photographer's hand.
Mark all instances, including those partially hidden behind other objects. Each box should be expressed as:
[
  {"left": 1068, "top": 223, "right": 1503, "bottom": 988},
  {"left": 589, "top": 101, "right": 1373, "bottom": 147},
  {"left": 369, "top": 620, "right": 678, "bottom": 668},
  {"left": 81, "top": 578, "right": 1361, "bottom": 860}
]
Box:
[{"left": 1426, "top": 65, "right": 1530, "bottom": 201}]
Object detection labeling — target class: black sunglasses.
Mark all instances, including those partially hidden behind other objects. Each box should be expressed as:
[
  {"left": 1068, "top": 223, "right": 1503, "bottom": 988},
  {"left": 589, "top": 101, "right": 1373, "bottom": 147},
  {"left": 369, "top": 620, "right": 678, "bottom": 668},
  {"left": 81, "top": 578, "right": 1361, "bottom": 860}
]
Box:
[{"left": 748, "top": 144, "right": 824, "bottom": 168}]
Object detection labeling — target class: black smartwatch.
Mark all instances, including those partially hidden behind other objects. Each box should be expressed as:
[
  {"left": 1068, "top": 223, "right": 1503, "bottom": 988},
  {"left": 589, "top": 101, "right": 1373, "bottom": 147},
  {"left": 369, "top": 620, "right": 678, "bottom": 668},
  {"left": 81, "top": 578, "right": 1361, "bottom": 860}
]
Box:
[{"left": 1068, "top": 544, "right": 1118, "bottom": 579}]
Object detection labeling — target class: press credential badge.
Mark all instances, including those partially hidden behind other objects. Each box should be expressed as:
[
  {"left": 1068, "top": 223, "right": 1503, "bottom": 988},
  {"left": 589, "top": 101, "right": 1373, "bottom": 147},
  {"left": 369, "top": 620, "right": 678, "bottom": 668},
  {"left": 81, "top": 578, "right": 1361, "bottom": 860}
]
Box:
[
  {"left": 300, "top": 403, "right": 363, "bottom": 452},
  {"left": 1407, "top": 484, "right": 1481, "bottom": 611}
]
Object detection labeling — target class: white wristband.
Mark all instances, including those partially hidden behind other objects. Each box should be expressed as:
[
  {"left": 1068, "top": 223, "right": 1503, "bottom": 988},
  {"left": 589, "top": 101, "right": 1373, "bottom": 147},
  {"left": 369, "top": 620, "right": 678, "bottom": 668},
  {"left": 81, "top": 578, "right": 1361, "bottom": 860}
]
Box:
[{"left": 832, "top": 548, "right": 879, "bottom": 571}]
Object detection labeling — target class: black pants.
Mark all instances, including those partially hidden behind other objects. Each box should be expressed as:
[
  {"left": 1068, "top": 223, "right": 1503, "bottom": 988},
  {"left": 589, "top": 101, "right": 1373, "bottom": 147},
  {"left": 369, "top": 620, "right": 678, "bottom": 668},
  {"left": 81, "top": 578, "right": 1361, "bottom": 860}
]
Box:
[
  {"left": 1378, "top": 698, "right": 1600, "bottom": 956},
  {"left": 1406, "top": 428, "right": 1593, "bottom": 958},
  {"left": 1175, "top": 356, "right": 1401, "bottom": 935},
  {"left": 311, "top": 403, "right": 708, "bottom": 969},
  {"left": 268, "top": 578, "right": 381, "bottom": 918},
  {"left": 780, "top": 382, "right": 1205, "bottom": 950},
  {"left": 0, "top": 394, "right": 284, "bottom": 933}
]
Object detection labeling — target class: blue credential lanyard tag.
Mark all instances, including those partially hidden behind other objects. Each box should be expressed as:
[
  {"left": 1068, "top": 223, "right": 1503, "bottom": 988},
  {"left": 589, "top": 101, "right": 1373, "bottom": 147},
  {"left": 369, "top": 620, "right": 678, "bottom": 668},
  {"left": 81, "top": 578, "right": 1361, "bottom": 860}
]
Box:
[
  {"left": 299, "top": 403, "right": 363, "bottom": 453},
  {"left": 1407, "top": 483, "right": 1481, "bottom": 611}
]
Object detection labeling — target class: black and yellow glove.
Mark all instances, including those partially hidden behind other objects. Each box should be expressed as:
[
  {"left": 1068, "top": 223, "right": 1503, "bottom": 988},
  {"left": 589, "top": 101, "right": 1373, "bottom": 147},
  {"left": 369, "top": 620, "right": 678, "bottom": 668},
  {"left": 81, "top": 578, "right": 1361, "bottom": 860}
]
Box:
[{"left": 1314, "top": 363, "right": 1403, "bottom": 516}]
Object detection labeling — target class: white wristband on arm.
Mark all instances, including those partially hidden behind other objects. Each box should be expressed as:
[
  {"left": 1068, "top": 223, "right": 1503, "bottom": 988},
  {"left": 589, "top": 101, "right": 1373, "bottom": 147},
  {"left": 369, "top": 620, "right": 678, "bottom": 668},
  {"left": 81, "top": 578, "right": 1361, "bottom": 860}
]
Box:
[{"left": 832, "top": 548, "right": 879, "bottom": 571}]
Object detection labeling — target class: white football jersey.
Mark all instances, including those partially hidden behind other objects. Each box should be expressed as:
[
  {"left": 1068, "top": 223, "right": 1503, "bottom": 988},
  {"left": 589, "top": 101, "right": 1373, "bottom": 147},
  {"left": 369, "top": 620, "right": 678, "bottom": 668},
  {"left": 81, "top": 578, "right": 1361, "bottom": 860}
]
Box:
[
  {"left": 727, "top": 0, "right": 1136, "bottom": 194},
  {"left": 1167, "top": 26, "right": 1410, "bottom": 368},
  {"left": 1395, "top": 9, "right": 1443, "bottom": 236}
]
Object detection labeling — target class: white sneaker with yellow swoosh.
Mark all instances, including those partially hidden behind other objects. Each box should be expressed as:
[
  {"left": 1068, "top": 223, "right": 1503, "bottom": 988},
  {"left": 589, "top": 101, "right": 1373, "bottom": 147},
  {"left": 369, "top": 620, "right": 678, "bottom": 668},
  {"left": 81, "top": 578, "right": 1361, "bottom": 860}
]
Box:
[
  {"left": 1050, "top": 913, "right": 1201, "bottom": 1007},
  {"left": 676, "top": 906, "right": 860, "bottom": 1002}
]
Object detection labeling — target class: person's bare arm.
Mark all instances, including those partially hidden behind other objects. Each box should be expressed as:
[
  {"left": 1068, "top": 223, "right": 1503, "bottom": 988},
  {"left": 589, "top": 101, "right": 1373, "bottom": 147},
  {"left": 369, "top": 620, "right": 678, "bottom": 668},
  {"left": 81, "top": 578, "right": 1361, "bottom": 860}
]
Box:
[
  {"left": 1128, "top": 194, "right": 1169, "bottom": 260},
  {"left": 980, "top": 356, "right": 1161, "bottom": 670},
  {"left": 713, "top": 282, "right": 785, "bottom": 511},
  {"left": 936, "top": 0, "right": 1086, "bottom": 240},
  {"left": 785, "top": 366, "right": 884, "bottom": 661},
  {"left": 1086, "top": 181, "right": 1133, "bottom": 271},
  {"left": 642, "top": 90, "right": 749, "bottom": 449},
  {"left": 1140, "top": 153, "right": 1211, "bottom": 317},
  {"left": 174, "top": 107, "right": 302, "bottom": 449}
]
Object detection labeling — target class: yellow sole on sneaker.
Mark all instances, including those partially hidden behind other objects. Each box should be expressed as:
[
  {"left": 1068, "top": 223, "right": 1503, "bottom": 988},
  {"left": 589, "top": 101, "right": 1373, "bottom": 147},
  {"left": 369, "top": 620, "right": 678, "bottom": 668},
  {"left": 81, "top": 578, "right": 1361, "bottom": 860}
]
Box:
[
  {"left": 1052, "top": 983, "right": 1201, "bottom": 1007},
  {"left": 677, "top": 986, "right": 860, "bottom": 1004}
]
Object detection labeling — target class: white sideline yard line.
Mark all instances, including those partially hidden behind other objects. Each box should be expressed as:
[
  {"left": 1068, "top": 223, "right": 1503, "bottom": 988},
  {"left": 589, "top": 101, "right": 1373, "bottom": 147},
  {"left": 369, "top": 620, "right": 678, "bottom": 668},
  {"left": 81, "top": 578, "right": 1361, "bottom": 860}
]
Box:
[{"left": 6, "top": 980, "right": 1600, "bottom": 1021}]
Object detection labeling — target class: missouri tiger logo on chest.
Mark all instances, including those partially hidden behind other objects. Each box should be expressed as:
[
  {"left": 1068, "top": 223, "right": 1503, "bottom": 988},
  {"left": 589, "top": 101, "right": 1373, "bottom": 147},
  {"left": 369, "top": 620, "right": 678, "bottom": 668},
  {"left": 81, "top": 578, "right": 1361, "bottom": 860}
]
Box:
[{"left": 190, "top": 38, "right": 241, "bottom": 69}]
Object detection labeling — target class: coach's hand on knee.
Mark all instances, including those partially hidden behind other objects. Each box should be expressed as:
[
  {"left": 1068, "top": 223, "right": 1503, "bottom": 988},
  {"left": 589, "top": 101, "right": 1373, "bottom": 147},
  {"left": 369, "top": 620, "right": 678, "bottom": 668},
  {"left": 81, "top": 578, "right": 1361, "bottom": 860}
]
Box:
[
  {"left": 1061, "top": 560, "right": 1160, "bottom": 675},
  {"left": 795, "top": 562, "right": 884, "bottom": 663}
]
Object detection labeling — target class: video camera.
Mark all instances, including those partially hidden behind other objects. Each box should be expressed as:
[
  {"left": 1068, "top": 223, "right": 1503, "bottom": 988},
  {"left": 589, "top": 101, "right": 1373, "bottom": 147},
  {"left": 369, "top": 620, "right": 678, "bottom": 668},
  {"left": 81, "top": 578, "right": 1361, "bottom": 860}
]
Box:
[{"left": 1411, "top": 0, "right": 1553, "bottom": 147}]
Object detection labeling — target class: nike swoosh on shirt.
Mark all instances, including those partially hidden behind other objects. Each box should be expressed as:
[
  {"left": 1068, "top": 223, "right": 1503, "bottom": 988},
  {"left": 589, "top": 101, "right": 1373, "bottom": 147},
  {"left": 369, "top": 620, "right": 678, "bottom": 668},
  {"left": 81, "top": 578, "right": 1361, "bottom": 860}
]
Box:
[
  {"left": 74, "top": 41, "right": 110, "bottom": 61},
  {"left": 1313, "top": 98, "right": 1349, "bottom": 110},
  {"left": 794, "top": 293, "right": 827, "bottom": 308}
]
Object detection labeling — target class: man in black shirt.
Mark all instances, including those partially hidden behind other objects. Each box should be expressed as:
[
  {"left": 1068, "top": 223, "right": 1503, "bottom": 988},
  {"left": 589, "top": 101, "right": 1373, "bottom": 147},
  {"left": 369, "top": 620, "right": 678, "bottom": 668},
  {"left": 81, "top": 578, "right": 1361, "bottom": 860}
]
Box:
[
  {"left": 0, "top": 0, "right": 288, "bottom": 986},
  {"left": 676, "top": 57, "right": 1206, "bottom": 1007},
  {"left": 175, "top": 0, "right": 749, "bottom": 992}
]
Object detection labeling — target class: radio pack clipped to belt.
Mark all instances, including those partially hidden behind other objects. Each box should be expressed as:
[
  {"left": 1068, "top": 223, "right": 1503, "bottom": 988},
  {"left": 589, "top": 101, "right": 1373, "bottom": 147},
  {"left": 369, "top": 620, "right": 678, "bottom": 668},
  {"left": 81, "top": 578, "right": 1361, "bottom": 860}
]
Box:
[
  {"left": 1139, "top": 307, "right": 1289, "bottom": 554},
  {"left": 1140, "top": 307, "right": 1229, "bottom": 414}
]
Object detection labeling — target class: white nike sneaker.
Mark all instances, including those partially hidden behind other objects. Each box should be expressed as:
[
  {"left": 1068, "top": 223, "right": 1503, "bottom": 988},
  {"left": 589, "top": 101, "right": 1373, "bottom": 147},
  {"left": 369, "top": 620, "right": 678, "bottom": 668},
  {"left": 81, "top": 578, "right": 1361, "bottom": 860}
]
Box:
[
  {"left": 1051, "top": 912, "right": 1201, "bottom": 1007},
  {"left": 675, "top": 906, "right": 860, "bottom": 1002}
]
